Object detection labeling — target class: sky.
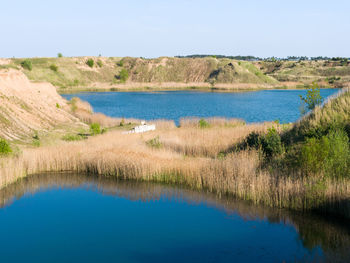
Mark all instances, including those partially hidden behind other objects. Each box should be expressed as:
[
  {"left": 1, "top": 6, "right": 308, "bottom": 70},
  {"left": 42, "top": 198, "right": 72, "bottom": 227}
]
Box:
[{"left": 1, "top": 0, "right": 349, "bottom": 58}]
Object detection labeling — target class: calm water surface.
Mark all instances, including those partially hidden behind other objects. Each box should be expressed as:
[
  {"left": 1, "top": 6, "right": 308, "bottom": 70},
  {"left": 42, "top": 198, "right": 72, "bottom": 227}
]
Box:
[
  {"left": 62, "top": 89, "right": 339, "bottom": 124},
  {"left": 0, "top": 173, "right": 349, "bottom": 263}
]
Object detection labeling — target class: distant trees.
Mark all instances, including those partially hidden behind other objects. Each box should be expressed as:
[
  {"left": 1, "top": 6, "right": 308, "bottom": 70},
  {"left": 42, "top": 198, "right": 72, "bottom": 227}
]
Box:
[
  {"left": 175, "top": 55, "right": 261, "bottom": 61},
  {"left": 175, "top": 55, "right": 350, "bottom": 62}
]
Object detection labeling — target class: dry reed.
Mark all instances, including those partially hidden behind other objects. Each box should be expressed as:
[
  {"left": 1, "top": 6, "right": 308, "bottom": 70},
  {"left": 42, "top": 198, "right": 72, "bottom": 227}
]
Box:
[{"left": 1, "top": 124, "right": 349, "bottom": 218}]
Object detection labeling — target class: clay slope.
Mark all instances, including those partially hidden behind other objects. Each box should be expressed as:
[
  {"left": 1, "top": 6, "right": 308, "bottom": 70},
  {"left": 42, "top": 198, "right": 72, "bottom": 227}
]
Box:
[{"left": 0, "top": 69, "right": 78, "bottom": 140}]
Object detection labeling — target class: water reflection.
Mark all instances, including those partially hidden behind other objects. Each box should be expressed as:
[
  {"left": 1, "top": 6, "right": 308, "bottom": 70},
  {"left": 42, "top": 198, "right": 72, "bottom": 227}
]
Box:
[{"left": 0, "top": 172, "right": 349, "bottom": 262}]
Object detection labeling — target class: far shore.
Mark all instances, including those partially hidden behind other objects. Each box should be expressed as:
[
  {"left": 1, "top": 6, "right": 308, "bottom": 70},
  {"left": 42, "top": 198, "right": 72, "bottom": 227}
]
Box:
[{"left": 57, "top": 82, "right": 336, "bottom": 94}]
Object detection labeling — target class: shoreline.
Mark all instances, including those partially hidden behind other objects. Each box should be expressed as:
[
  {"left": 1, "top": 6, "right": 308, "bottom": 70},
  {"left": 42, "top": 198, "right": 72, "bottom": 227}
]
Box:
[
  {"left": 1, "top": 119, "right": 349, "bottom": 220},
  {"left": 57, "top": 84, "right": 337, "bottom": 94}
]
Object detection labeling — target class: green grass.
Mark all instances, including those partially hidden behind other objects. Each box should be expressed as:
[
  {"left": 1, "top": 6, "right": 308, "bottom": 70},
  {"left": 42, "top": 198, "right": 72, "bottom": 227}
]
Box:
[
  {"left": 61, "top": 134, "right": 86, "bottom": 141},
  {"left": 0, "top": 138, "right": 12, "bottom": 156}
]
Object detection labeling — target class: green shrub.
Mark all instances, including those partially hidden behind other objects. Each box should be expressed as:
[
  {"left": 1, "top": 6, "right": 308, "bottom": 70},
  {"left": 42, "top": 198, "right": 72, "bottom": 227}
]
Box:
[
  {"left": 0, "top": 138, "right": 12, "bottom": 156},
  {"left": 58, "top": 53, "right": 63, "bottom": 58},
  {"left": 73, "top": 79, "right": 79, "bottom": 86},
  {"left": 49, "top": 64, "right": 58, "bottom": 72},
  {"left": 86, "top": 59, "right": 94, "bottom": 68},
  {"left": 56, "top": 103, "right": 60, "bottom": 108},
  {"left": 117, "top": 60, "right": 124, "bottom": 67},
  {"left": 146, "top": 136, "right": 162, "bottom": 148},
  {"left": 120, "top": 118, "right": 125, "bottom": 126},
  {"left": 90, "top": 123, "right": 101, "bottom": 135},
  {"left": 301, "top": 129, "right": 350, "bottom": 178},
  {"left": 299, "top": 82, "right": 323, "bottom": 114},
  {"left": 245, "top": 131, "right": 261, "bottom": 148},
  {"left": 21, "top": 60, "right": 32, "bottom": 71},
  {"left": 119, "top": 68, "right": 129, "bottom": 82},
  {"left": 199, "top": 119, "right": 210, "bottom": 128},
  {"left": 32, "top": 132, "right": 40, "bottom": 147},
  {"left": 97, "top": 60, "right": 103, "bottom": 67},
  {"left": 261, "top": 127, "right": 283, "bottom": 157}
]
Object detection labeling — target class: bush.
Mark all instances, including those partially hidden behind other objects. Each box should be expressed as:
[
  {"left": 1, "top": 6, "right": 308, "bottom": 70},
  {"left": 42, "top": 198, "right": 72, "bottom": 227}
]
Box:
[
  {"left": 146, "top": 136, "right": 162, "bottom": 148},
  {"left": 120, "top": 118, "right": 125, "bottom": 126},
  {"left": 86, "top": 59, "right": 94, "bottom": 68},
  {"left": 90, "top": 123, "right": 101, "bottom": 135},
  {"left": 21, "top": 60, "right": 32, "bottom": 71},
  {"left": 245, "top": 131, "right": 261, "bottom": 148},
  {"left": 49, "top": 64, "right": 58, "bottom": 72},
  {"left": 299, "top": 82, "right": 323, "bottom": 114},
  {"left": 301, "top": 129, "right": 350, "bottom": 178},
  {"left": 260, "top": 127, "right": 283, "bottom": 157},
  {"left": 0, "top": 138, "right": 12, "bottom": 156},
  {"left": 117, "top": 60, "right": 124, "bottom": 67},
  {"left": 58, "top": 53, "right": 63, "bottom": 58},
  {"left": 97, "top": 60, "right": 103, "bottom": 67},
  {"left": 199, "top": 119, "right": 210, "bottom": 128},
  {"left": 119, "top": 68, "right": 129, "bottom": 82}
]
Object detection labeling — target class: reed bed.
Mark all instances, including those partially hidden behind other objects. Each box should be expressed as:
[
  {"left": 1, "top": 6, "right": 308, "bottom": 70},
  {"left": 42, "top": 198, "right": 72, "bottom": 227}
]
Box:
[
  {"left": 1, "top": 126, "right": 349, "bottom": 217},
  {"left": 179, "top": 117, "right": 245, "bottom": 128},
  {"left": 150, "top": 122, "right": 273, "bottom": 157}
]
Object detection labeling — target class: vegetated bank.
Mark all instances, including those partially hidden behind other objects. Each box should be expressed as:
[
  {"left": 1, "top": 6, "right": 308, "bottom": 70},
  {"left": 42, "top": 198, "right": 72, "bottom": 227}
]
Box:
[
  {"left": 0, "top": 56, "right": 349, "bottom": 93},
  {"left": 0, "top": 69, "right": 349, "bottom": 219}
]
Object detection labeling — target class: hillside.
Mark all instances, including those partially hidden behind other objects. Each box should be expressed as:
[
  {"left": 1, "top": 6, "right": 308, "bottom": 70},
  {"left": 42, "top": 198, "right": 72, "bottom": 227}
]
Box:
[
  {"left": 257, "top": 59, "right": 350, "bottom": 87},
  {"left": 0, "top": 69, "right": 80, "bottom": 141},
  {"left": 282, "top": 88, "right": 350, "bottom": 144},
  {"left": 1, "top": 57, "right": 349, "bottom": 92}
]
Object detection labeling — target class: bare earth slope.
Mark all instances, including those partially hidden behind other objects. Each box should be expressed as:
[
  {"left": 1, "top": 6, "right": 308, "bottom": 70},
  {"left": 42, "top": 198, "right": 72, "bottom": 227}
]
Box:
[{"left": 0, "top": 69, "right": 78, "bottom": 140}]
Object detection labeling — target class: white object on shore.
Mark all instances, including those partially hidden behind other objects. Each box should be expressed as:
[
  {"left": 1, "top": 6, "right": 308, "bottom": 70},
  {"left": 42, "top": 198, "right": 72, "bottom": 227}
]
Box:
[{"left": 123, "top": 122, "right": 156, "bottom": 134}]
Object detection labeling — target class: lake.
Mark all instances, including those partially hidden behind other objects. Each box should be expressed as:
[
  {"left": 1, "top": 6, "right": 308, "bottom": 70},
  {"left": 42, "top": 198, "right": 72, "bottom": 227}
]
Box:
[
  {"left": 0, "top": 173, "right": 349, "bottom": 263},
  {"left": 62, "top": 89, "right": 339, "bottom": 124}
]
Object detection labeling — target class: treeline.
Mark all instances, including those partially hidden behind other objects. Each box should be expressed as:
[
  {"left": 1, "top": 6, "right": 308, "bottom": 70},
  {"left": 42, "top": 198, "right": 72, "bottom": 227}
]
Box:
[
  {"left": 176, "top": 55, "right": 261, "bottom": 61},
  {"left": 176, "top": 55, "right": 350, "bottom": 62}
]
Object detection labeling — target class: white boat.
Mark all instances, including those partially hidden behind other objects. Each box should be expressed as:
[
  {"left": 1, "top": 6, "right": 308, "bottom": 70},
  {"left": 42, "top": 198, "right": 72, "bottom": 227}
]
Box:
[{"left": 123, "top": 121, "right": 156, "bottom": 134}]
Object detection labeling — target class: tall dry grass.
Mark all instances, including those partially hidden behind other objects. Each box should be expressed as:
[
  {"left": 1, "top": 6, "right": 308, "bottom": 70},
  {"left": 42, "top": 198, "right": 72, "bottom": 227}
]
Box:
[
  {"left": 179, "top": 117, "right": 245, "bottom": 128},
  {"left": 150, "top": 121, "right": 274, "bottom": 157},
  {"left": 1, "top": 125, "right": 349, "bottom": 217},
  {"left": 69, "top": 97, "right": 142, "bottom": 127}
]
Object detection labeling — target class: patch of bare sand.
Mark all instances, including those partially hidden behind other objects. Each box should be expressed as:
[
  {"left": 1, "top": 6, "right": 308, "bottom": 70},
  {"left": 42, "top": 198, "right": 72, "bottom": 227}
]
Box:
[{"left": 0, "top": 69, "right": 80, "bottom": 140}]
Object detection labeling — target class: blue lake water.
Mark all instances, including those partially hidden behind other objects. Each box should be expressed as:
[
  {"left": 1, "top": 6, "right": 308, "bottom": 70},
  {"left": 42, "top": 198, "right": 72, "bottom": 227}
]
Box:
[
  {"left": 0, "top": 173, "right": 349, "bottom": 263},
  {"left": 62, "top": 89, "right": 339, "bottom": 124}
]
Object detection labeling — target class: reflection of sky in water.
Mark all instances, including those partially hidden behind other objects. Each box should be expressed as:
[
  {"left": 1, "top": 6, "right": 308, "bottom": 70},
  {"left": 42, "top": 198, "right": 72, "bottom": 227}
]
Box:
[
  {"left": 0, "top": 173, "right": 348, "bottom": 263},
  {"left": 62, "top": 89, "right": 339, "bottom": 125}
]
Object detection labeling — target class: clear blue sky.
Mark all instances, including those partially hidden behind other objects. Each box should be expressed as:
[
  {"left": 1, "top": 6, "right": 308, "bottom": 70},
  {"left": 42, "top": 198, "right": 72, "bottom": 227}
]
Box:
[{"left": 1, "top": 0, "right": 349, "bottom": 58}]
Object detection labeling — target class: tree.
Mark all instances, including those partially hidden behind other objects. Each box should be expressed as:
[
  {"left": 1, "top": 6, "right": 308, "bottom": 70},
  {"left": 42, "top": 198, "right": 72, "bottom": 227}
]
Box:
[
  {"left": 299, "top": 82, "right": 323, "bottom": 114},
  {"left": 58, "top": 53, "right": 63, "bottom": 58}
]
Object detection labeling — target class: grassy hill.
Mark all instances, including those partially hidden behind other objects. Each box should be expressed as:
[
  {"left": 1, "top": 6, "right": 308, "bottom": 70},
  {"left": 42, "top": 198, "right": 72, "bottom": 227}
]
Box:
[{"left": 257, "top": 59, "right": 350, "bottom": 87}]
